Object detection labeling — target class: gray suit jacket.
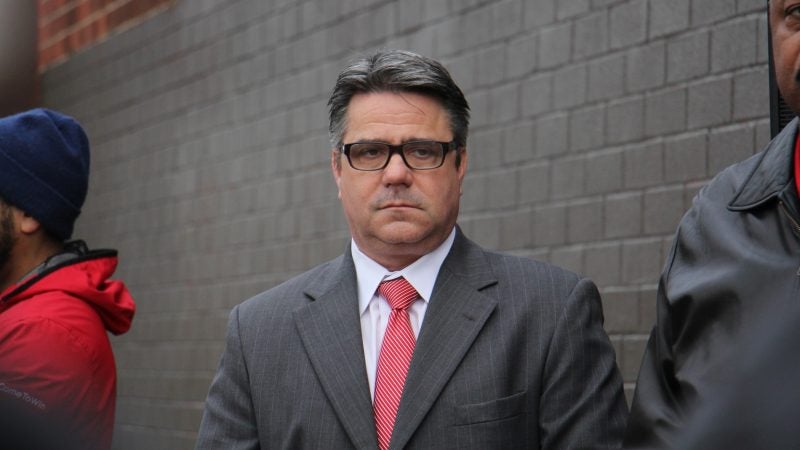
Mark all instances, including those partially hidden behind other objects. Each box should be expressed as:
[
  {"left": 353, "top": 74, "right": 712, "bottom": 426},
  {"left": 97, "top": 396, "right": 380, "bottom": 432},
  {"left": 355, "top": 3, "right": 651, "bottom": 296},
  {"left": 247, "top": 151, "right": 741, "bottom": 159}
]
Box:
[{"left": 196, "top": 230, "right": 627, "bottom": 449}]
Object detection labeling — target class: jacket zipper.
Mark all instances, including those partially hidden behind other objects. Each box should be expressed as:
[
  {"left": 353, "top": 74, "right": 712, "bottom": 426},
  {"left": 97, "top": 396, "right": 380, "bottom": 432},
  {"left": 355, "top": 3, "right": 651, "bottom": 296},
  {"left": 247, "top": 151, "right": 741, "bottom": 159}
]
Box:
[
  {"left": 780, "top": 201, "right": 800, "bottom": 233},
  {"left": 779, "top": 201, "right": 800, "bottom": 276}
]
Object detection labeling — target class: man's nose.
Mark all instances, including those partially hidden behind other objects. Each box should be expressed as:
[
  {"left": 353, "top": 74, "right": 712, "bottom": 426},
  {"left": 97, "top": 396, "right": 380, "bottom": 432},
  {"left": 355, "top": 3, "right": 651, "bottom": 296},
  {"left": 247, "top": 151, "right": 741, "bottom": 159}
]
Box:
[{"left": 382, "top": 153, "right": 412, "bottom": 181}]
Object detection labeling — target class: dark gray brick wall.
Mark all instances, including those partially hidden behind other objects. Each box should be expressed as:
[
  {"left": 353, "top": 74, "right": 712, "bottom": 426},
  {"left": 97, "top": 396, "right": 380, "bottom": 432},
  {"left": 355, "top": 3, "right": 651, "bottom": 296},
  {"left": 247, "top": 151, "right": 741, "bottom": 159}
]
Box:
[{"left": 39, "top": 0, "right": 771, "bottom": 447}]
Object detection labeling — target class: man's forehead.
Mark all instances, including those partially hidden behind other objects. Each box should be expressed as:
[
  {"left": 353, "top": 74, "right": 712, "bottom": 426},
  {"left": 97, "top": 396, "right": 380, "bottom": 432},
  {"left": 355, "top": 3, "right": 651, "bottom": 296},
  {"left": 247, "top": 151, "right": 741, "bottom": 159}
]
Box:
[{"left": 346, "top": 93, "right": 445, "bottom": 123}]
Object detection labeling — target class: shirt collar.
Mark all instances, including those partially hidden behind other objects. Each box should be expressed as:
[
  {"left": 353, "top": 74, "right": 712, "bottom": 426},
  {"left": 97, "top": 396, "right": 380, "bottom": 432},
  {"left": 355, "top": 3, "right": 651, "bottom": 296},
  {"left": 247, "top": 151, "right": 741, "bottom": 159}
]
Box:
[{"left": 352, "top": 228, "right": 456, "bottom": 315}]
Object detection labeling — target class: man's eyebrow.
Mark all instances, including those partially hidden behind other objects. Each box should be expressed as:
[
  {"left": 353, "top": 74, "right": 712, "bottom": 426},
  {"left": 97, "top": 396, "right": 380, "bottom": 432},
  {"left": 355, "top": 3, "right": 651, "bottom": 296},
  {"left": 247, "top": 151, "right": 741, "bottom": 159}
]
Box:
[{"left": 350, "top": 137, "right": 443, "bottom": 144}]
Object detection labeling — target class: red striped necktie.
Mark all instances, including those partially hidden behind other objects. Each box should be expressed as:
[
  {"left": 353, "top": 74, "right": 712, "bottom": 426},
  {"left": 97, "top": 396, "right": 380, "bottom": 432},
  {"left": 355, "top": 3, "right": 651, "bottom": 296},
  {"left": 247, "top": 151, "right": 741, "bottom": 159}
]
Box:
[{"left": 374, "top": 277, "right": 419, "bottom": 450}]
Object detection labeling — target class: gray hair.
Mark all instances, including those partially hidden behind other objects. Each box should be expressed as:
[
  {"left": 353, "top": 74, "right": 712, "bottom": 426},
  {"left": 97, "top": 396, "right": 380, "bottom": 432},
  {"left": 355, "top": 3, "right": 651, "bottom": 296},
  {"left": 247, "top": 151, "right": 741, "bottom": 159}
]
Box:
[{"left": 327, "top": 50, "right": 470, "bottom": 150}]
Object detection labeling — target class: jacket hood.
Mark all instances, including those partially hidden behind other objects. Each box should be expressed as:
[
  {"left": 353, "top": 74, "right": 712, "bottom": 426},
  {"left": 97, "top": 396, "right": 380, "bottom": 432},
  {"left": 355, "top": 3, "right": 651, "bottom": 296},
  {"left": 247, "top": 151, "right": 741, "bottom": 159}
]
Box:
[{"left": 0, "top": 246, "right": 135, "bottom": 335}]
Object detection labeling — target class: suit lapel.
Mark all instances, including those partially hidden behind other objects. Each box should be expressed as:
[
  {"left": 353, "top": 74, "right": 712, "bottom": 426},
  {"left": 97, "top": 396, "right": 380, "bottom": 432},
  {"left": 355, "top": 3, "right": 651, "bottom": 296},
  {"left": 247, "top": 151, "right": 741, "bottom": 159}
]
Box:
[
  {"left": 390, "top": 231, "right": 499, "bottom": 449},
  {"left": 293, "top": 250, "right": 378, "bottom": 449}
]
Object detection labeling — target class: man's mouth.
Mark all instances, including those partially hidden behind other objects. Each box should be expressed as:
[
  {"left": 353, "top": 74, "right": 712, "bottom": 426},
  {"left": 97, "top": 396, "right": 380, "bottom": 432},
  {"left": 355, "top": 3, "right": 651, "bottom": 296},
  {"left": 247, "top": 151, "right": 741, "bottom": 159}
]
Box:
[{"left": 380, "top": 203, "right": 418, "bottom": 209}]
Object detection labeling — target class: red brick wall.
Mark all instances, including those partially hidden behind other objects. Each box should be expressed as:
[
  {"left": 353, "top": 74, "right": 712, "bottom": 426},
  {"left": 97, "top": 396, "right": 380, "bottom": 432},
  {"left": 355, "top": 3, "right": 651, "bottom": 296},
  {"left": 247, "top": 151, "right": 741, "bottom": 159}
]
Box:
[{"left": 38, "top": 0, "right": 175, "bottom": 71}]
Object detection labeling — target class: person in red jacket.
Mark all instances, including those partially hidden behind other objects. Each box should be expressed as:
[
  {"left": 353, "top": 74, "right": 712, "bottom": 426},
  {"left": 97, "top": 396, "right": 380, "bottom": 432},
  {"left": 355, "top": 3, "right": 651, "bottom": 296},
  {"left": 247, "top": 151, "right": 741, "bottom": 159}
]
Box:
[{"left": 0, "top": 108, "right": 135, "bottom": 450}]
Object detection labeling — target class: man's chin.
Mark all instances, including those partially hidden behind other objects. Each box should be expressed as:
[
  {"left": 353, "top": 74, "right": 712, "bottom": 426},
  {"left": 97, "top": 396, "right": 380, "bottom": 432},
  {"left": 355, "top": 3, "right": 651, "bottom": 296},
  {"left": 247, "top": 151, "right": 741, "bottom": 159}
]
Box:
[{"left": 375, "top": 226, "right": 429, "bottom": 245}]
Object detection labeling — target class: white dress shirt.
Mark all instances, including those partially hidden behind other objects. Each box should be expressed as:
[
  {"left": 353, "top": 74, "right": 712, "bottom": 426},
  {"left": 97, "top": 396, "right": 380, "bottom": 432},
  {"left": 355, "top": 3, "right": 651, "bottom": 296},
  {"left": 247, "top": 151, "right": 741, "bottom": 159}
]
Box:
[{"left": 351, "top": 228, "right": 456, "bottom": 401}]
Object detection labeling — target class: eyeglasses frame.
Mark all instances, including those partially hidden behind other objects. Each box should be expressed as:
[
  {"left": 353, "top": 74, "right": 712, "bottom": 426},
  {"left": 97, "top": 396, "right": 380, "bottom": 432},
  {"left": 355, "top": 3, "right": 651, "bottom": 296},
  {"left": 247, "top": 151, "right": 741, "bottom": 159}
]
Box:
[{"left": 339, "top": 140, "right": 459, "bottom": 171}]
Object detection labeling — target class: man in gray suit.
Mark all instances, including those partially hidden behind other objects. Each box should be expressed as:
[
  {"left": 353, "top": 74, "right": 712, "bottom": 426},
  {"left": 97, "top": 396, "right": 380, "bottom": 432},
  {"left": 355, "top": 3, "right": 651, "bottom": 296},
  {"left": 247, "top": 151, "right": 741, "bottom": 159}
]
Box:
[{"left": 196, "top": 49, "right": 627, "bottom": 449}]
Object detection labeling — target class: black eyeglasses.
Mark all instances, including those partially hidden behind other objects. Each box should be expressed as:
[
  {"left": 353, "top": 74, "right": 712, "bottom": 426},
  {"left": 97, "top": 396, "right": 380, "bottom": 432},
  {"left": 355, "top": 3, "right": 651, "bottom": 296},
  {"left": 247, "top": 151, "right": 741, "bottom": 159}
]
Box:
[{"left": 340, "top": 140, "right": 457, "bottom": 171}]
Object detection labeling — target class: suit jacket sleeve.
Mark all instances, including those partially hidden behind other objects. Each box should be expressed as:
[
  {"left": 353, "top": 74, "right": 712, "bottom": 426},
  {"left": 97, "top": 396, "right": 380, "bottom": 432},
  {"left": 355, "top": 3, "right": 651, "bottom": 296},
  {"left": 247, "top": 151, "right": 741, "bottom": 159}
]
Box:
[
  {"left": 539, "top": 277, "right": 629, "bottom": 449},
  {"left": 196, "top": 305, "right": 260, "bottom": 450}
]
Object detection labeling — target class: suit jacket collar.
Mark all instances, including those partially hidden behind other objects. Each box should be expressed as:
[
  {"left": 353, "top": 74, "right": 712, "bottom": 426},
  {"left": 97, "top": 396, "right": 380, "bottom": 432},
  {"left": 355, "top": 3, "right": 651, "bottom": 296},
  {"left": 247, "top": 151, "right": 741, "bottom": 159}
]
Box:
[
  {"left": 294, "top": 229, "right": 499, "bottom": 449},
  {"left": 293, "top": 246, "right": 378, "bottom": 449}
]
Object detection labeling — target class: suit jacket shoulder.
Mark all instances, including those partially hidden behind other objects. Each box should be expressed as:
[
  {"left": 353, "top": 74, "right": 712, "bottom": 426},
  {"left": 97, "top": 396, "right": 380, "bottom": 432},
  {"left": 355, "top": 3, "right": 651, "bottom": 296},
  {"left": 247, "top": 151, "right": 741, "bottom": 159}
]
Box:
[
  {"left": 441, "top": 231, "right": 585, "bottom": 308},
  {"left": 238, "top": 253, "right": 347, "bottom": 319}
]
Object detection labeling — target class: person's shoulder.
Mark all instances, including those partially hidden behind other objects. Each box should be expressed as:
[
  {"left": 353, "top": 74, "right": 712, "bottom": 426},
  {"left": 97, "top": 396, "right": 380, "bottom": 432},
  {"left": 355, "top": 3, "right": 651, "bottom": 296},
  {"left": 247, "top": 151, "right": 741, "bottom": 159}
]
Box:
[
  {"left": 699, "top": 122, "right": 795, "bottom": 206},
  {"left": 666, "top": 127, "right": 791, "bottom": 257},
  {"left": 238, "top": 254, "right": 346, "bottom": 314},
  {"left": 455, "top": 245, "right": 601, "bottom": 319},
  {"left": 698, "top": 151, "right": 765, "bottom": 204},
  {"left": 453, "top": 232, "right": 581, "bottom": 284},
  {"left": 490, "top": 249, "right": 577, "bottom": 274},
  {"left": 474, "top": 245, "right": 583, "bottom": 292},
  {"left": 0, "top": 308, "right": 108, "bottom": 381},
  {"left": 0, "top": 291, "right": 107, "bottom": 338}
]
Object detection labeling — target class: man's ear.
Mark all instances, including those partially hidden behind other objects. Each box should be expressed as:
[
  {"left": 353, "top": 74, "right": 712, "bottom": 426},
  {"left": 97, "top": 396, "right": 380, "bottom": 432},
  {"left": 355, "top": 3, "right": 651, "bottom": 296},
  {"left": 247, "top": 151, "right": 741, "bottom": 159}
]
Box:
[
  {"left": 17, "top": 210, "right": 42, "bottom": 235},
  {"left": 331, "top": 149, "right": 343, "bottom": 199},
  {"left": 457, "top": 147, "right": 468, "bottom": 179}
]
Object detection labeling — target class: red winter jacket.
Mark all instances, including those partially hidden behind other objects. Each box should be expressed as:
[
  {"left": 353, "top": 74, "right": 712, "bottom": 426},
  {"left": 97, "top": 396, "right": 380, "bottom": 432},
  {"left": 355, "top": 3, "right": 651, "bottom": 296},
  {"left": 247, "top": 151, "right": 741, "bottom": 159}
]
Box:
[{"left": 0, "top": 243, "right": 135, "bottom": 450}]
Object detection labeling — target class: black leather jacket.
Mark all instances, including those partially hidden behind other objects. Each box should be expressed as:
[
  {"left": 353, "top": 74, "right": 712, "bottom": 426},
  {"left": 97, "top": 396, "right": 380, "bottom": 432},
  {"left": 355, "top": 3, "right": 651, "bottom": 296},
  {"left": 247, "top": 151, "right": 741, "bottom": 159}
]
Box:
[{"left": 624, "top": 118, "right": 800, "bottom": 449}]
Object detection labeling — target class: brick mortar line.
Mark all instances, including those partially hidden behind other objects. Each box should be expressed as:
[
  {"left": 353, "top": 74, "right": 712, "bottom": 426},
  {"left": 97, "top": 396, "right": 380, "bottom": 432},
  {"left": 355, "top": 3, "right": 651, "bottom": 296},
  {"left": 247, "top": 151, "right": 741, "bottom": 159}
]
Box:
[
  {"left": 40, "top": 0, "right": 130, "bottom": 44},
  {"left": 38, "top": 0, "right": 81, "bottom": 27},
  {"left": 39, "top": 0, "right": 175, "bottom": 56}
]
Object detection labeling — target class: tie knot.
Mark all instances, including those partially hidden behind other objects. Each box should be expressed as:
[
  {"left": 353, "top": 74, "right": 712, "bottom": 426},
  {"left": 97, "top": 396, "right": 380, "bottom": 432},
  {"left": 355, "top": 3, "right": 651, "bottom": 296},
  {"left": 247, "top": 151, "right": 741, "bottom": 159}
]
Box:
[{"left": 378, "top": 277, "right": 418, "bottom": 311}]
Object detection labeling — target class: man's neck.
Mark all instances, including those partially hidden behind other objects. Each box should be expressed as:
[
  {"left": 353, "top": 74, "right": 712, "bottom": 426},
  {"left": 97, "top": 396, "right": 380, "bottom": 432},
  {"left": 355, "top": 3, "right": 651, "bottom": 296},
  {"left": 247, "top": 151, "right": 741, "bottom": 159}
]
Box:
[{"left": 0, "top": 239, "right": 63, "bottom": 294}]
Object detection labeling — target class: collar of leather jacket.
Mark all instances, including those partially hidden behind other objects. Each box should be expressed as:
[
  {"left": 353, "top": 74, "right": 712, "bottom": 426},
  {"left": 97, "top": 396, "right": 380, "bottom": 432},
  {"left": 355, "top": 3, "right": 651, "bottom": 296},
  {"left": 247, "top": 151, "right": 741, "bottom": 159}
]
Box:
[{"left": 728, "top": 117, "right": 798, "bottom": 211}]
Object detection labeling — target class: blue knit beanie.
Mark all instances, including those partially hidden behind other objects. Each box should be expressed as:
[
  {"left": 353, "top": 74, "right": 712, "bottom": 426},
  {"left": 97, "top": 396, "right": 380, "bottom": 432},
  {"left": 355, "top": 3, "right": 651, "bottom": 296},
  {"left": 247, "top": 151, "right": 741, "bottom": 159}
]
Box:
[{"left": 0, "top": 108, "right": 90, "bottom": 241}]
